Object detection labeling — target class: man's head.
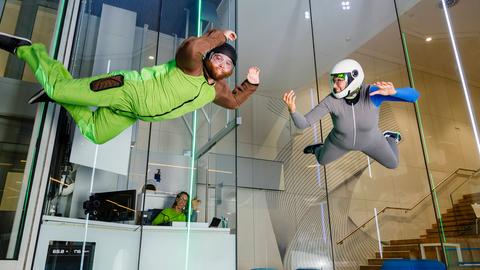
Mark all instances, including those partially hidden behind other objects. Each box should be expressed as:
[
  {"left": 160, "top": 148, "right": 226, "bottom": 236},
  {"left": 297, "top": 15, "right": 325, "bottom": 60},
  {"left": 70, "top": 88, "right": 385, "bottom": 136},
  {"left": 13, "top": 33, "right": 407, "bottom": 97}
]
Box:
[
  {"left": 204, "top": 43, "right": 237, "bottom": 80},
  {"left": 329, "top": 59, "right": 364, "bottom": 99}
]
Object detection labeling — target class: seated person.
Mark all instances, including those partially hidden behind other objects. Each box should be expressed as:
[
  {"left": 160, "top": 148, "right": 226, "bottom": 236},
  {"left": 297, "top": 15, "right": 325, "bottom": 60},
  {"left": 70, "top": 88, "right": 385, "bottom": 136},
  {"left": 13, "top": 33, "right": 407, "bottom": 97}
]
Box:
[{"left": 152, "top": 191, "right": 201, "bottom": 225}]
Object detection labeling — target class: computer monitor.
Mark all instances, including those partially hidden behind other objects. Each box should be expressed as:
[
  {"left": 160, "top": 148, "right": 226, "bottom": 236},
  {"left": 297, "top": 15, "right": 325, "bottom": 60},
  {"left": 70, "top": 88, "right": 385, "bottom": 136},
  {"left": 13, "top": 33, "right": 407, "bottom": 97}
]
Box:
[{"left": 83, "top": 189, "right": 136, "bottom": 222}]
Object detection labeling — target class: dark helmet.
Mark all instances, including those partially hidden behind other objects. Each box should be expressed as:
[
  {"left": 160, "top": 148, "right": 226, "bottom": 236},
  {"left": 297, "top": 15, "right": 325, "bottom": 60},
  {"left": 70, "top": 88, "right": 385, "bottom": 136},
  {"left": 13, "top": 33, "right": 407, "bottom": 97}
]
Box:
[{"left": 205, "top": 43, "right": 237, "bottom": 66}]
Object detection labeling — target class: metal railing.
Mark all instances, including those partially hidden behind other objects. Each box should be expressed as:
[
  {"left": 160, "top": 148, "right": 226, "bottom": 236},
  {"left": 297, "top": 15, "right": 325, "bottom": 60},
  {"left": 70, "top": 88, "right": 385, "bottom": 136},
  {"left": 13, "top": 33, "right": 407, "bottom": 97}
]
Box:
[
  {"left": 337, "top": 168, "right": 478, "bottom": 245},
  {"left": 449, "top": 169, "right": 480, "bottom": 211}
]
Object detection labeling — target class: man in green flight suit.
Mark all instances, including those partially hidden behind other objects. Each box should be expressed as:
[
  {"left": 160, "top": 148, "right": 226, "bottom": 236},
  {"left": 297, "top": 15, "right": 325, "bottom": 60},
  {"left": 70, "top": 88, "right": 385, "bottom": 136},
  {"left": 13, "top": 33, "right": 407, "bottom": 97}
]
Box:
[{"left": 0, "top": 29, "right": 260, "bottom": 144}]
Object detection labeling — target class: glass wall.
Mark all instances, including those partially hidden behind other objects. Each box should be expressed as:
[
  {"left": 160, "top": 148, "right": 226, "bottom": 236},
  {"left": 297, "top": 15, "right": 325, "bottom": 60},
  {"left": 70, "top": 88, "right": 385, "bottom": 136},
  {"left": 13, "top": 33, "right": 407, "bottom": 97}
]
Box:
[
  {"left": 0, "top": 0, "right": 62, "bottom": 261},
  {"left": 397, "top": 0, "right": 480, "bottom": 268}
]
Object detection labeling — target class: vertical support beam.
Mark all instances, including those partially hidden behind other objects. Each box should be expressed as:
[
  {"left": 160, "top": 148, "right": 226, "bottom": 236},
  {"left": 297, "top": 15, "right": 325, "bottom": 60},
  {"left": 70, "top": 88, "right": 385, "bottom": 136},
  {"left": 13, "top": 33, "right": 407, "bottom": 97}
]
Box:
[{"left": 393, "top": 0, "right": 448, "bottom": 264}]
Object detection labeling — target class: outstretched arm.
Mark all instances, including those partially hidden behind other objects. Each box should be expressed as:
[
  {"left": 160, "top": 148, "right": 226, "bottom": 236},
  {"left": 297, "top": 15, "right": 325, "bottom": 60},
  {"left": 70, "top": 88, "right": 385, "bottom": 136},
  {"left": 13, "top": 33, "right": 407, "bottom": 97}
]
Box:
[
  {"left": 213, "top": 66, "right": 260, "bottom": 109},
  {"left": 283, "top": 90, "right": 330, "bottom": 129},
  {"left": 369, "top": 81, "right": 420, "bottom": 107},
  {"left": 175, "top": 29, "right": 236, "bottom": 75}
]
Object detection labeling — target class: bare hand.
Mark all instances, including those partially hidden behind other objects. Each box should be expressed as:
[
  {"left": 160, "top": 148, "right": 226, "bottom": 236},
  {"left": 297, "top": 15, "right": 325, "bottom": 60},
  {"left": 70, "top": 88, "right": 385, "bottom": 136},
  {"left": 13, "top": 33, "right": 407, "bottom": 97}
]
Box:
[
  {"left": 247, "top": 66, "right": 260, "bottom": 84},
  {"left": 370, "top": 82, "right": 397, "bottom": 96},
  {"left": 282, "top": 90, "right": 296, "bottom": 113},
  {"left": 223, "top": 30, "right": 237, "bottom": 41}
]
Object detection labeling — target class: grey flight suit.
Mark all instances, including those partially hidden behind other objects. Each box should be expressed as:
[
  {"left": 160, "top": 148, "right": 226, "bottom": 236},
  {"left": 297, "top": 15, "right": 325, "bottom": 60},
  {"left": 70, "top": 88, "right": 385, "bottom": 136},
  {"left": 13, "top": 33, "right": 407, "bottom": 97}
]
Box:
[{"left": 291, "top": 84, "right": 418, "bottom": 169}]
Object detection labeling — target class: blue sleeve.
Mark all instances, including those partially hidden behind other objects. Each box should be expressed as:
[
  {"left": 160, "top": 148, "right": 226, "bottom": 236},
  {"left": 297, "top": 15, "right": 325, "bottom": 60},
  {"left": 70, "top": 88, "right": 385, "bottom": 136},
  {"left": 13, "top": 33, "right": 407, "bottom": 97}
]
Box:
[{"left": 369, "top": 86, "right": 420, "bottom": 107}]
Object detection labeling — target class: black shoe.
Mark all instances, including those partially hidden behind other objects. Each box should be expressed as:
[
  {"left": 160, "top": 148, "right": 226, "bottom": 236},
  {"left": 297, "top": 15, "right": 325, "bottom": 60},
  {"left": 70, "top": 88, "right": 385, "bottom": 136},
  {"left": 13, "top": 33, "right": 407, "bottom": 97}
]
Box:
[
  {"left": 303, "top": 143, "right": 323, "bottom": 154},
  {"left": 0, "top": 32, "right": 32, "bottom": 54},
  {"left": 28, "top": 89, "right": 53, "bottom": 104},
  {"left": 383, "top": 130, "right": 402, "bottom": 143}
]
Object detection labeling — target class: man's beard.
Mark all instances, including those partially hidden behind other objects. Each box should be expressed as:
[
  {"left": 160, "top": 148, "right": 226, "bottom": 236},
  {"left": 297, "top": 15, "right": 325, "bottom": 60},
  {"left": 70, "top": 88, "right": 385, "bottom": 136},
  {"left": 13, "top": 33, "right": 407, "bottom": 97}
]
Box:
[{"left": 205, "top": 60, "right": 233, "bottom": 81}]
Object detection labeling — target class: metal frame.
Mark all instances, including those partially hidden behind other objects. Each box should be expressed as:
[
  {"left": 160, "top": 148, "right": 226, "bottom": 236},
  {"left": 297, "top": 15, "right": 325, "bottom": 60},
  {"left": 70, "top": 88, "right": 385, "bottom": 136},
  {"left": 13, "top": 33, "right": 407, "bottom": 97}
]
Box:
[
  {"left": 25, "top": 0, "right": 81, "bottom": 267},
  {"left": 420, "top": 243, "right": 463, "bottom": 263}
]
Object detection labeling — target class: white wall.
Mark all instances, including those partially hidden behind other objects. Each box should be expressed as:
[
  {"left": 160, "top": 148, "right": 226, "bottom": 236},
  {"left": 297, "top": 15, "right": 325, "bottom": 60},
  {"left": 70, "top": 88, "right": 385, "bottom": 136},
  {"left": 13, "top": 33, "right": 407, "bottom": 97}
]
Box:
[{"left": 237, "top": 188, "right": 283, "bottom": 270}]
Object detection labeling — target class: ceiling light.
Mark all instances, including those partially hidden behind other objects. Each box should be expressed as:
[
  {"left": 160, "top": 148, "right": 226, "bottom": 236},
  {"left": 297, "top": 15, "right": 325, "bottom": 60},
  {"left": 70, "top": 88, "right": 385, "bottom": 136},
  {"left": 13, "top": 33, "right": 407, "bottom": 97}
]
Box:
[
  {"left": 341, "top": 1, "right": 351, "bottom": 10},
  {"left": 438, "top": 0, "right": 459, "bottom": 9},
  {"left": 425, "top": 37, "right": 433, "bottom": 42},
  {"left": 440, "top": 0, "right": 480, "bottom": 159},
  {"left": 148, "top": 56, "right": 155, "bottom": 60},
  {"left": 304, "top": 11, "right": 310, "bottom": 19}
]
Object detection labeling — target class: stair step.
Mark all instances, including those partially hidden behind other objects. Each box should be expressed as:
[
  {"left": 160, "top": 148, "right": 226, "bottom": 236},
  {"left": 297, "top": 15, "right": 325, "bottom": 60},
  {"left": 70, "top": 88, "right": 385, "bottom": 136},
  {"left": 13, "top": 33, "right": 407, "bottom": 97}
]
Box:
[
  {"left": 434, "top": 219, "right": 475, "bottom": 226},
  {"left": 463, "top": 193, "right": 480, "bottom": 199},
  {"left": 428, "top": 225, "right": 473, "bottom": 233},
  {"left": 383, "top": 244, "right": 420, "bottom": 252},
  {"left": 440, "top": 216, "right": 475, "bottom": 222},
  {"left": 442, "top": 212, "right": 475, "bottom": 219},
  {"left": 459, "top": 198, "right": 480, "bottom": 204},
  {"left": 447, "top": 208, "right": 474, "bottom": 213},
  {"left": 367, "top": 258, "right": 402, "bottom": 265},
  {"left": 450, "top": 203, "right": 475, "bottom": 209},
  {"left": 360, "top": 265, "right": 382, "bottom": 270},
  {"left": 422, "top": 230, "right": 474, "bottom": 237},
  {"left": 389, "top": 239, "right": 427, "bottom": 245},
  {"left": 376, "top": 251, "right": 410, "bottom": 259},
  {"left": 442, "top": 210, "right": 475, "bottom": 217}
]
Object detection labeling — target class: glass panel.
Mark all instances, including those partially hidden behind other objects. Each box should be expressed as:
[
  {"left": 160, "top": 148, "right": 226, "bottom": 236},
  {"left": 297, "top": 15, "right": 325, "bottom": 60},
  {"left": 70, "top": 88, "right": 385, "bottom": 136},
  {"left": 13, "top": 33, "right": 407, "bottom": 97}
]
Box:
[
  {"left": 196, "top": 0, "right": 236, "bottom": 149},
  {"left": 309, "top": 1, "right": 433, "bottom": 269},
  {"left": 32, "top": 1, "right": 165, "bottom": 269},
  {"left": 398, "top": 0, "right": 480, "bottom": 268},
  {"left": 138, "top": 0, "right": 237, "bottom": 268},
  {"left": 0, "top": 0, "right": 61, "bottom": 260},
  {"left": 194, "top": 131, "right": 237, "bottom": 269},
  {"left": 237, "top": 0, "right": 327, "bottom": 269}
]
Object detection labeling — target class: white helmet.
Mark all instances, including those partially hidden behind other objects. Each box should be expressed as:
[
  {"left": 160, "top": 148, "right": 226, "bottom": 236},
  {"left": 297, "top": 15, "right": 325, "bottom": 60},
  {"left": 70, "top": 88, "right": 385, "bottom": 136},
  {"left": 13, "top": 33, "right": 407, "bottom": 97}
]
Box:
[{"left": 330, "top": 59, "right": 364, "bottom": 99}]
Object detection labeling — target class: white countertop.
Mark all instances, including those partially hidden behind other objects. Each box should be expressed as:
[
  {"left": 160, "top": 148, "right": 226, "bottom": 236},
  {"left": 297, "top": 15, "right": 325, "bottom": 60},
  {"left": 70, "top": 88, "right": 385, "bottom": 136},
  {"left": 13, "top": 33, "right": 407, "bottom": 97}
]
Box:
[{"left": 42, "top": 215, "right": 230, "bottom": 233}]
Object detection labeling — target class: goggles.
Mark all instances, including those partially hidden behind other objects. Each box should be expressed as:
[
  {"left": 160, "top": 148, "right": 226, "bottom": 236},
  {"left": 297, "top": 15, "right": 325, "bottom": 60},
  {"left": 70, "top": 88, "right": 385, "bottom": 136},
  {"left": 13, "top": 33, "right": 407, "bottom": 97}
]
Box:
[{"left": 210, "top": 53, "right": 234, "bottom": 71}]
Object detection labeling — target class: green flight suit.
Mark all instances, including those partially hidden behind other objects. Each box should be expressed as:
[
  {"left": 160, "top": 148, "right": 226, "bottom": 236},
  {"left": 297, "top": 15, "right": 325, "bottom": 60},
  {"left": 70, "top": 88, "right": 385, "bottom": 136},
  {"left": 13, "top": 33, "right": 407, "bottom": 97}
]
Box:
[{"left": 16, "top": 43, "right": 215, "bottom": 144}]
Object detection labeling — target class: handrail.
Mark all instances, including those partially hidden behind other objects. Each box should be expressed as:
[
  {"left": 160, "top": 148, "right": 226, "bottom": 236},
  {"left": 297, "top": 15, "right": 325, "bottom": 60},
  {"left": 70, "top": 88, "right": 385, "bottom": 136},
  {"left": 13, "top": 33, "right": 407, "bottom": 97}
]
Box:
[
  {"left": 449, "top": 168, "right": 480, "bottom": 211},
  {"left": 337, "top": 168, "right": 478, "bottom": 245}
]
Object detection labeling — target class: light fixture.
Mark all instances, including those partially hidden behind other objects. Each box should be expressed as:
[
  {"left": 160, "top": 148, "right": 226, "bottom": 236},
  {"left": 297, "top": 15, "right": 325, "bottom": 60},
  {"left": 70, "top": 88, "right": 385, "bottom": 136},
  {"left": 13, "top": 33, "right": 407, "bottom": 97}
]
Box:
[
  {"left": 438, "top": 0, "right": 459, "bottom": 9},
  {"left": 440, "top": 0, "right": 480, "bottom": 158},
  {"left": 149, "top": 162, "right": 196, "bottom": 170},
  {"left": 304, "top": 11, "right": 310, "bottom": 19},
  {"left": 425, "top": 37, "right": 433, "bottom": 42},
  {"left": 148, "top": 56, "right": 155, "bottom": 60},
  {"left": 341, "top": 1, "right": 351, "bottom": 10}
]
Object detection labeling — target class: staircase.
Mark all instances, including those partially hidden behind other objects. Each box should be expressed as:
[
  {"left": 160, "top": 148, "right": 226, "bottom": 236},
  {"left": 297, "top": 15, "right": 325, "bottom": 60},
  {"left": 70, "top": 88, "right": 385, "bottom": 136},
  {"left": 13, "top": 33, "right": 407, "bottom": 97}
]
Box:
[{"left": 359, "top": 193, "right": 480, "bottom": 270}]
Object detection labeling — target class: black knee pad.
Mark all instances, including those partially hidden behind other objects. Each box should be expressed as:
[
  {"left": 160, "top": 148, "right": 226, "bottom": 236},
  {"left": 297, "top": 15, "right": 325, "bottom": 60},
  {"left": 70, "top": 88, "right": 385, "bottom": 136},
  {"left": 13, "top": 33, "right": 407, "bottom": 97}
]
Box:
[{"left": 90, "top": 75, "right": 124, "bottom": 91}]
